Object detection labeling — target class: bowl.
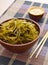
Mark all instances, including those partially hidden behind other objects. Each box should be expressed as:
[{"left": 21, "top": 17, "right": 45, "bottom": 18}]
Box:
[
  {"left": 28, "top": 6, "right": 45, "bottom": 21},
  {"left": 0, "top": 18, "right": 40, "bottom": 53}
]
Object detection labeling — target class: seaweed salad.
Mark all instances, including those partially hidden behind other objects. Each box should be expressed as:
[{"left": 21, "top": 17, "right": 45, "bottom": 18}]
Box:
[{"left": 0, "top": 19, "right": 39, "bottom": 44}]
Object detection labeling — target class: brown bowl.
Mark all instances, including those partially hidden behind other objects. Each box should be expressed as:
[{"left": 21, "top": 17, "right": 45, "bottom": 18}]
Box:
[
  {"left": 0, "top": 18, "right": 41, "bottom": 53},
  {"left": 28, "top": 6, "right": 45, "bottom": 21}
]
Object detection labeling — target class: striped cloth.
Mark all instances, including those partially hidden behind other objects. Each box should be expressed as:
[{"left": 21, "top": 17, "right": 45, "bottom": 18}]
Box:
[{"left": 0, "top": 0, "right": 48, "bottom": 65}]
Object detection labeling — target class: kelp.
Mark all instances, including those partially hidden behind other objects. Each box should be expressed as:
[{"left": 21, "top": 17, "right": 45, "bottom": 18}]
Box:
[{"left": 0, "top": 19, "right": 39, "bottom": 44}]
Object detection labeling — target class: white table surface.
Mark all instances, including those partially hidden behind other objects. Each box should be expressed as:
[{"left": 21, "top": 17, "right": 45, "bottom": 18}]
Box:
[{"left": 0, "top": 0, "right": 15, "bottom": 17}]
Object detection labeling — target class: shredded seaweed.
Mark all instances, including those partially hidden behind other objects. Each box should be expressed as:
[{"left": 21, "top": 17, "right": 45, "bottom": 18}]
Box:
[{"left": 0, "top": 19, "right": 39, "bottom": 44}]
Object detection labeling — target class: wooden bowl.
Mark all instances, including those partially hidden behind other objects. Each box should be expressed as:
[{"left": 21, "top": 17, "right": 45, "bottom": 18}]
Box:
[
  {"left": 28, "top": 6, "right": 45, "bottom": 21},
  {"left": 0, "top": 18, "right": 41, "bottom": 53}
]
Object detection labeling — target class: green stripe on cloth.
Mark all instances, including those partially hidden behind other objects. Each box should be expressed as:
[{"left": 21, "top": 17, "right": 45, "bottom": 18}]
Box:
[
  {"left": 0, "top": 56, "right": 32, "bottom": 65},
  {"left": 42, "top": 4, "right": 48, "bottom": 8},
  {"left": 24, "top": 1, "right": 32, "bottom": 5},
  {"left": 33, "top": 2, "right": 40, "bottom": 6},
  {"left": 0, "top": 56, "right": 10, "bottom": 65}
]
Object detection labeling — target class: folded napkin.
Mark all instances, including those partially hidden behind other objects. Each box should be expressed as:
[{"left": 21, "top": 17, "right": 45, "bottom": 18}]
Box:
[{"left": 0, "top": 0, "right": 15, "bottom": 17}]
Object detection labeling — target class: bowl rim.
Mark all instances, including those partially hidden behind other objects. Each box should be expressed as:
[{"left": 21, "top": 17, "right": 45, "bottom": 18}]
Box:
[
  {"left": 0, "top": 17, "right": 41, "bottom": 46},
  {"left": 28, "top": 6, "right": 45, "bottom": 16}
]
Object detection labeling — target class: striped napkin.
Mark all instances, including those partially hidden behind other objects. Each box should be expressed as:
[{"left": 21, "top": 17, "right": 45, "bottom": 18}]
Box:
[{"left": 0, "top": 0, "right": 48, "bottom": 65}]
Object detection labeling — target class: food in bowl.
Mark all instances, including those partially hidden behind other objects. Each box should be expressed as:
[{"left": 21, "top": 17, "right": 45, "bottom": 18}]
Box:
[
  {"left": 0, "top": 18, "right": 40, "bottom": 53},
  {"left": 0, "top": 18, "right": 39, "bottom": 44},
  {"left": 28, "top": 6, "right": 45, "bottom": 21}
]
